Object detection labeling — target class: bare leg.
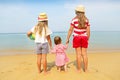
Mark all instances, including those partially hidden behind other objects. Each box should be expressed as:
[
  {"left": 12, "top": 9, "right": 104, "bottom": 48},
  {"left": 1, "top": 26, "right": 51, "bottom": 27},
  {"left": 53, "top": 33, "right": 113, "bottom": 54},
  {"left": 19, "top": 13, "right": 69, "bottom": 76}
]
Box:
[
  {"left": 75, "top": 47, "right": 82, "bottom": 72},
  {"left": 42, "top": 54, "right": 47, "bottom": 73},
  {"left": 64, "top": 64, "right": 68, "bottom": 71},
  {"left": 57, "top": 66, "right": 60, "bottom": 71},
  {"left": 37, "top": 54, "right": 42, "bottom": 73},
  {"left": 81, "top": 48, "right": 88, "bottom": 72}
]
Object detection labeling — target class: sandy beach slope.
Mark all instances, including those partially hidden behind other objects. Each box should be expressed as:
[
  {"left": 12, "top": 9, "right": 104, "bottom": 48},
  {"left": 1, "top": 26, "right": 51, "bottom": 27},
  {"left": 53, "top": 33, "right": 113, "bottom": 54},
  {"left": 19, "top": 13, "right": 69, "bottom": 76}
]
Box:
[{"left": 0, "top": 52, "right": 120, "bottom": 80}]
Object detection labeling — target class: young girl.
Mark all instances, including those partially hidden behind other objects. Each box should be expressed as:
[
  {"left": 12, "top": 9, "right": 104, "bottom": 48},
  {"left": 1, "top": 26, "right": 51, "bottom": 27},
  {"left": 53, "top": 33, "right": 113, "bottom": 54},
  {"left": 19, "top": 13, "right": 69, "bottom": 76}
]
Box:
[
  {"left": 66, "top": 5, "right": 90, "bottom": 72},
  {"left": 51, "top": 36, "right": 69, "bottom": 71},
  {"left": 27, "top": 13, "right": 52, "bottom": 73}
]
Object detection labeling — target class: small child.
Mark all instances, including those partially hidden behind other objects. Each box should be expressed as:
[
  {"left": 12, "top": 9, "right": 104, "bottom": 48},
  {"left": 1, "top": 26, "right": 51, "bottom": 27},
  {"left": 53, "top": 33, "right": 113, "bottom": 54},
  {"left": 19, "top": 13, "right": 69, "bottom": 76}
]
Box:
[{"left": 51, "top": 36, "right": 69, "bottom": 71}]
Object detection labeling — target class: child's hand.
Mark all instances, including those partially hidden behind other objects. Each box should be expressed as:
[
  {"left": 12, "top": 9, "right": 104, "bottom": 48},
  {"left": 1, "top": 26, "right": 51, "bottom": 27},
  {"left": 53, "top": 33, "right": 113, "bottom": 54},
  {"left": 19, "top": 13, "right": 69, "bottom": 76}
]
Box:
[
  {"left": 50, "top": 46, "right": 53, "bottom": 50},
  {"left": 49, "top": 49, "right": 55, "bottom": 54},
  {"left": 66, "top": 43, "right": 68, "bottom": 46}
]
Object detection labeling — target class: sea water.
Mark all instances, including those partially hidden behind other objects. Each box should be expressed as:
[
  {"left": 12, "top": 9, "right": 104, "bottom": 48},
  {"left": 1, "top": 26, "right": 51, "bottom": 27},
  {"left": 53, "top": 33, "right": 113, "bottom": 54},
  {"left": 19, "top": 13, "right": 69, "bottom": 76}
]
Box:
[{"left": 0, "top": 31, "right": 120, "bottom": 55}]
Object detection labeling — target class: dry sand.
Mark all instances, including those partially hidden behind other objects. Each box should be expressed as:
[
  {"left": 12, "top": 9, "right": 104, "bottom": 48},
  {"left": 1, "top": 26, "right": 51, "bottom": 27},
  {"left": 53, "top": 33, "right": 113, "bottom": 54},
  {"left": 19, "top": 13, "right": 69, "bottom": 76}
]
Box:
[{"left": 0, "top": 52, "right": 120, "bottom": 80}]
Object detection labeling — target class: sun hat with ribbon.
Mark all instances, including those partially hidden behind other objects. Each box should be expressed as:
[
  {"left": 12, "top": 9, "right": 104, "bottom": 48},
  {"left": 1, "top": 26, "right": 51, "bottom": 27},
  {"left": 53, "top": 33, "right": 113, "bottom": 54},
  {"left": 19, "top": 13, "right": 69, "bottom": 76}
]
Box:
[
  {"left": 75, "top": 5, "right": 85, "bottom": 12},
  {"left": 38, "top": 13, "right": 48, "bottom": 21}
]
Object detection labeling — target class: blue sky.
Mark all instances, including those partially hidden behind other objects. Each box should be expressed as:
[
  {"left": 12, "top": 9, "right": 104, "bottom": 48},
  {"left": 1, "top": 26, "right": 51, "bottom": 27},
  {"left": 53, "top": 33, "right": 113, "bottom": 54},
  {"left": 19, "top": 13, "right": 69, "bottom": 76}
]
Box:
[{"left": 0, "top": 0, "right": 120, "bottom": 33}]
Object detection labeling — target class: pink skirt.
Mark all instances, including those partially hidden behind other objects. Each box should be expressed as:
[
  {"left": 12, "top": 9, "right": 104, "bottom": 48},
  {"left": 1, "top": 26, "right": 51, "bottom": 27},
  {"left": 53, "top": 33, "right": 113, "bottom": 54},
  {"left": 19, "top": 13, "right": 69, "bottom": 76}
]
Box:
[{"left": 55, "top": 53, "right": 69, "bottom": 66}]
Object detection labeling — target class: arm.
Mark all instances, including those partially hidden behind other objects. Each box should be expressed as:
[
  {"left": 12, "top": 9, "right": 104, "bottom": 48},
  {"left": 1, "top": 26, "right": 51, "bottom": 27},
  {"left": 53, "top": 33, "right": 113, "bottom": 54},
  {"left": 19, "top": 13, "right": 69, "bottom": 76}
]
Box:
[
  {"left": 50, "top": 47, "right": 56, "bottom": 54},
  {"left": 63, "top": 43, "right": 68, "bottom": 50},
  {"left": 27, "top": 31, "right": 32, "bottom": 37},
  {"left": 86, "top": 26, "right": 90, "bottom": 40},
  {"left": 66, "top": 26, "right": 74, "bottom": 44},
  {"left": 46, "top": 35, "right": 52, "bottom": 50},
  {"left": 27, "top": 26, "right": 35, "bottom": 37}
]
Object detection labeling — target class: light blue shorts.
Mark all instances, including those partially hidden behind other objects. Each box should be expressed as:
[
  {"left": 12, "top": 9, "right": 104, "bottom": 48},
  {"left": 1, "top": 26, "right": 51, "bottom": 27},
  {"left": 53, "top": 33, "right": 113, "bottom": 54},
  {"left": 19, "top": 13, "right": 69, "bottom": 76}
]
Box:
[{"left": 35, "top": 42, "right": 49, "bottom": 54}]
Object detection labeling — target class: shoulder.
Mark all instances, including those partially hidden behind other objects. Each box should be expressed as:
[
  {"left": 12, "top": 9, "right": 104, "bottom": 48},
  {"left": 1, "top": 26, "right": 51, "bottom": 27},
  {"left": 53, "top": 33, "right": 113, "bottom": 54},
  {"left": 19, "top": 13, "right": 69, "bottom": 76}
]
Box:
[
  {"left": 71, "top": 17, "right": 78, "bottom": 25},
  {"left": 85, "top": 18, "right": 90, "bottom": 26},
  {"left": 71, "top": 17, "right": 78, "bottom": 22},
  {"left": 46, "top": 27, "right": 52, "bottom": 35},
  {"left": 31, "top": 26, "right": 36, "bottom": 32},
  {"left": 85, "top": 18, "right": 89, "bottom": 22}
]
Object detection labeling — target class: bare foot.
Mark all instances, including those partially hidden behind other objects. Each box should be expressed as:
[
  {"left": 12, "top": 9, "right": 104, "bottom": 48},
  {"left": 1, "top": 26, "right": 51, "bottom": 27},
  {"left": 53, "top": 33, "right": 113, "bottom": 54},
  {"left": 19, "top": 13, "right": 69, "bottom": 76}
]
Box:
[
  {"left": 39, "top": 69, "right": 44, "bottom": 73},
  {"left": 84, "top": 69, "right": 89, "bottom": 73},
  {"left": 38, "top": 70, "right": 43, "bottom": 74},
  {"left": 76, "top": 69, "right": 82, "bottom": 73},
  {"left": 64, "top": 65, "right": 68, "bottom": 72},
  {"left": 43, "top": 71, "right": 50, "bottom": 75}
]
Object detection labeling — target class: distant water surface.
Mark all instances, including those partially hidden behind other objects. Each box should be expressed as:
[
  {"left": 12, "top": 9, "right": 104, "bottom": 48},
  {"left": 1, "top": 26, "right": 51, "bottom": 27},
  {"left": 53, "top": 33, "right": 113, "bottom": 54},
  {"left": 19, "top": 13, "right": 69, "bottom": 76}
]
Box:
[{"left": 0, "top": 31, "right": 120, "bottom": 55}]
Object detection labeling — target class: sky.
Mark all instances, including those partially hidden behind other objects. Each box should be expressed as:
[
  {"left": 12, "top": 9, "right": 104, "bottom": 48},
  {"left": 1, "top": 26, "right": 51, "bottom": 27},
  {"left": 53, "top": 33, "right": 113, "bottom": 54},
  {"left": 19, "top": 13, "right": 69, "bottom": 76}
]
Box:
[{"left": 0, "top": 0, "right": 120, "bottom": 33}]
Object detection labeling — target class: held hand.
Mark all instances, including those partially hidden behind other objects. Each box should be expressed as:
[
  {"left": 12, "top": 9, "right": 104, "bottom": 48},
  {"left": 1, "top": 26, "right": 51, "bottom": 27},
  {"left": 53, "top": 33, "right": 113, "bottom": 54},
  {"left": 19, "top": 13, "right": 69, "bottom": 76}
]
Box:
[
  {"left": 49, "top": 49, "right": 52, "bottom": 54},
  {"left": 49, "top": 47, "right": 52, "bottom": 53},
  {"left": 50, "top": 46, "right": 52, "bottom": 50},
  {"left": 49, "top": 50, "right": 55, "bottom": 54},
  {"left": 66, "top": 39, "right": 69, "bottom": 44}
]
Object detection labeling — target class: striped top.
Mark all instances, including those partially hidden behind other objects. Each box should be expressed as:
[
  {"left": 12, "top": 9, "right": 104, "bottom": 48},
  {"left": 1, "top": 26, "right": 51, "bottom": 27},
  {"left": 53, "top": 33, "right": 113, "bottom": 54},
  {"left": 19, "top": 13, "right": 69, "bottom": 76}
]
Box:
[{"left": 71, "top": 17, "right": 90, "bottom": 36}]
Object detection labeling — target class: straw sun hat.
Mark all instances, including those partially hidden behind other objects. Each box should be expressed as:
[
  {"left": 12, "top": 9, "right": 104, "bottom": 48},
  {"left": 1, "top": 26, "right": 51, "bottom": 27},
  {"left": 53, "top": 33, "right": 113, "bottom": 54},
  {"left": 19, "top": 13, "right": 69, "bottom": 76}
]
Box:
[
  {"left": 38, "top": 13, "right": 48, "bottom": 21},
  {"left": 75, "top": 5, "right": 85, "bottom": 12}
]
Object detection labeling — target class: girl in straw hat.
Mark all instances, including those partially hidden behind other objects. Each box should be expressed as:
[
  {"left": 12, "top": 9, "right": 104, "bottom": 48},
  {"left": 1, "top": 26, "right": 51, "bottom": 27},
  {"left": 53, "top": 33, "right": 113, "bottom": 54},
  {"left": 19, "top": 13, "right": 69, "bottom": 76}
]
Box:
[
  {"left": 27, "top": 13, "right": 52, "bottom": 74},
  {"left": 66, "top": 5, "right": 90, "bottom": 72}
]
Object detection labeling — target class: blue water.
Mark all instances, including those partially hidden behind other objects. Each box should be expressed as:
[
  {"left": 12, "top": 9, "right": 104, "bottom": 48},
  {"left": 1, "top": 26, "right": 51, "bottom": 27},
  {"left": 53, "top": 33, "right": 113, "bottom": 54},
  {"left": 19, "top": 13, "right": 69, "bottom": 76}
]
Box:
[
  {"left": 89, "top": 31, "right": 120, "bottom": 52},
  {"left": 0, "top": 31, "right": 120, "bottom": 55}
]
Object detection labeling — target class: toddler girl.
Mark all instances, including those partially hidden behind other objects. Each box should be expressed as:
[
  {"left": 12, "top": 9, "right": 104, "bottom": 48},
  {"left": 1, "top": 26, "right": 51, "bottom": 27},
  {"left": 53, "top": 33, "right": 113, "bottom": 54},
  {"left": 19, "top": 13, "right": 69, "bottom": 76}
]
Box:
[{"left": 51, "top": 36, "right": 69, "bottom": 71}]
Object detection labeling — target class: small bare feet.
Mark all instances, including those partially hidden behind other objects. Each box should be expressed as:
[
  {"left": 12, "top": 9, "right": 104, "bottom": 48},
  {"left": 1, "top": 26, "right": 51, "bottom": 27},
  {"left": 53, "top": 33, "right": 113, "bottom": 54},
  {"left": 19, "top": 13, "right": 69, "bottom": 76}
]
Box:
[{"left": 64, "top": 65, "right": 68, "bottom": 72}]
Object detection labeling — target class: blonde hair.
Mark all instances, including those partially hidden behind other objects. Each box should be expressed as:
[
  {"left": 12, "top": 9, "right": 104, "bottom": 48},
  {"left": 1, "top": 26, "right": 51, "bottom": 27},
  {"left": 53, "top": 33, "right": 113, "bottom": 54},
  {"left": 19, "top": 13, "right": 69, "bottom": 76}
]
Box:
[
  {"left": 34, "top": 21, "right": 48, "bottom": 36},
  {"left": 75, "top": 11, "right": 88, "bottom": 29}
]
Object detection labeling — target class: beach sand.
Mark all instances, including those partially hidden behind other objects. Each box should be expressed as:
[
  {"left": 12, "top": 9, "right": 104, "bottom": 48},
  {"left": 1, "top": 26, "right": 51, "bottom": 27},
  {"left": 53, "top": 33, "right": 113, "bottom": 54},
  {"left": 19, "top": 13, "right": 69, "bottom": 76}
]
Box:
[{"left": 0, "top": 52, "right": 120, "bottom": 80}]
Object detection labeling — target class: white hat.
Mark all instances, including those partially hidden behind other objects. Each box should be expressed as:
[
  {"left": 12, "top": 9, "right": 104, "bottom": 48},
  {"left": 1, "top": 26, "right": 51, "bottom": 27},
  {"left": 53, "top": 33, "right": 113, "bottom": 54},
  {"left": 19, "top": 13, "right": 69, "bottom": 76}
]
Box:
[
  {"left": 75, "top": 5, "right": 85, "bottom": 12},
  {"left": 38, "top": 12, "right": 48, "bottom": 21}
]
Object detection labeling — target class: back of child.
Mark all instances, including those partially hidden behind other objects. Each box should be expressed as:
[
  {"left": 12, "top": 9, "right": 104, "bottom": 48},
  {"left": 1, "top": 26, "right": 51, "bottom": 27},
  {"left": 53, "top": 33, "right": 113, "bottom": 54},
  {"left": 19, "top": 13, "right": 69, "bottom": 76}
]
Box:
[
  {"left": 27, "top": 12, "right": 52, "bottom": 74},
  {"left": 51, "top": 36, "right": 69, "bottom": 71}
]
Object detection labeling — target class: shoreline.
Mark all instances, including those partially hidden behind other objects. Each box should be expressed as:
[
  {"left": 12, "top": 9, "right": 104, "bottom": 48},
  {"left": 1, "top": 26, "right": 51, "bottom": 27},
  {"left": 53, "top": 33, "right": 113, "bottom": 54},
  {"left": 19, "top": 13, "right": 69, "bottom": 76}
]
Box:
[
  {"left": 0, "top": 49, "right": 120, "bottom": 56},
  {"left": 0, "top": 51, "right": 120, "bottom": 80}
]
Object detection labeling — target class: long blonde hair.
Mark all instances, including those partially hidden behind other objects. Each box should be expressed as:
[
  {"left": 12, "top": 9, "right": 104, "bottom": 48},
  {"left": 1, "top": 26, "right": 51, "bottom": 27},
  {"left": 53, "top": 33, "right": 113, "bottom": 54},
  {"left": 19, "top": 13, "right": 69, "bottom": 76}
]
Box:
[
  {"left": 76, "top": 11, "right": 87, "bottom": 29},
  {"left": 34, "top": 21, "right": 48, "bottom": 36}
]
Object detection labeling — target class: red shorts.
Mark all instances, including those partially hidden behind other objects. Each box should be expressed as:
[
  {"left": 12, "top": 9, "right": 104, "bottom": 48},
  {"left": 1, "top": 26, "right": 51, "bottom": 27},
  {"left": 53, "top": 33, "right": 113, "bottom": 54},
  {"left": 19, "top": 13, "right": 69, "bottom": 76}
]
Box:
[{"left": 73, "top": 36, "right": 88, "bottom": 48}]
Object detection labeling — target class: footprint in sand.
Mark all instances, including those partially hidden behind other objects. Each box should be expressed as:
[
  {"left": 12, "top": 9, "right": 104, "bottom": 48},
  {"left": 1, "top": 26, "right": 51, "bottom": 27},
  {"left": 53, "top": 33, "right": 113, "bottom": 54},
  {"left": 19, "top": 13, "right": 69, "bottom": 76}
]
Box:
[
  {"left": 8, "top": 70, "right": 13, "bottom": 72},
  {"left": 88, "top": 67, "right": 99, "bottom": 73},
  {"left": 87, "top": 67, "right": 113, "bottom": 80},
  {"left": 1, "top": 72, "right": 4, "bottom": 74}
]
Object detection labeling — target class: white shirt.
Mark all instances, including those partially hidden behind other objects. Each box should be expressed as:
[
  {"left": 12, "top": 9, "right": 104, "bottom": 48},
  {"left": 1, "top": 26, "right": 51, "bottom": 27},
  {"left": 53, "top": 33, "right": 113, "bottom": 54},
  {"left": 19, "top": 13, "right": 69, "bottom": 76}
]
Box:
[{"left": 31, "top": 26, "right": 52, "bottom": 43}]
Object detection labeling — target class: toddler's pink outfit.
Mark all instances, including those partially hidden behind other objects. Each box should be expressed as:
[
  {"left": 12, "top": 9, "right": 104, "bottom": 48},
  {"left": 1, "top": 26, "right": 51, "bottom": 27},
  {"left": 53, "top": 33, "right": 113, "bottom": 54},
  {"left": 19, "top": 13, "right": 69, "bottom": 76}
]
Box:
[{"left": 51, "top": 44, "right": 69, "bottom": 66}]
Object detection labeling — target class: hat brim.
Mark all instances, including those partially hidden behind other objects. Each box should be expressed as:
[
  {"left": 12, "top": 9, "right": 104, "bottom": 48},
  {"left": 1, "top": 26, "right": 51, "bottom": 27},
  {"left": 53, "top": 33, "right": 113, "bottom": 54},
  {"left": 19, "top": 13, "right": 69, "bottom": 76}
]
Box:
[
  {"left": 38, "top": 19, "right": 48, "bottom": 21},
  {"left": 75, "top": 9, "right": 85, "bottom": 12}
]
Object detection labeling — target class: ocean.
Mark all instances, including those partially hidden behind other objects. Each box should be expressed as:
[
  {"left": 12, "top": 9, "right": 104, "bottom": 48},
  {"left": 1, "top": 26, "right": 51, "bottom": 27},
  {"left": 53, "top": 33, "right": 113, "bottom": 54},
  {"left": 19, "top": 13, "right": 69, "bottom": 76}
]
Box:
[{"left": 0, "top": 31, "right": 120, "bottom": 55}]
